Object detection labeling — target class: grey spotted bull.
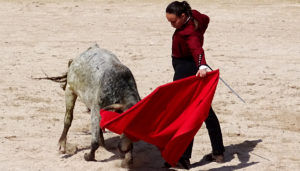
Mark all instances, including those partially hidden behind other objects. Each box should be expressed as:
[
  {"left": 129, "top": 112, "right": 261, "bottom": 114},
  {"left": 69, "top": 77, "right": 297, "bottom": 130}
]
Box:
[{"left": 42, "top": 44, "right": 141, "bottom": 167}]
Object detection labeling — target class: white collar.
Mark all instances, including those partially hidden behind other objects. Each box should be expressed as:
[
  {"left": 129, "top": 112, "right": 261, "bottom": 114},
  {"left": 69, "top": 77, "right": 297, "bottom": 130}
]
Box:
[{"left": 184, "top": 16, "right": 191, "bottom": 25}]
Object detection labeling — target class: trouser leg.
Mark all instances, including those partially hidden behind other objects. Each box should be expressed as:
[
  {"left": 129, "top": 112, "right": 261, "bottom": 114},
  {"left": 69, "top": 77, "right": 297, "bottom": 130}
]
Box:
[
  {"left": 181, "top": 139, "right": 194, "bottom": 159},
  {"left": 205, "top": 107, "right": 225, "bottom": 155}
]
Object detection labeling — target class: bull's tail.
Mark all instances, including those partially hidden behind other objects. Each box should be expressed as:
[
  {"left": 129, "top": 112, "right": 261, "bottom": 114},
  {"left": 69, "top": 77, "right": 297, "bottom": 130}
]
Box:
[{"left": 32, "top": 59, "right": 73, "bottom": 90}]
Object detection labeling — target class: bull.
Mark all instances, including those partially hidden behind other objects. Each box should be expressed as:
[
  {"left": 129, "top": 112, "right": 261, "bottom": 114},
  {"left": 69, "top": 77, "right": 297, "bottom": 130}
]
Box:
[{"left": 38, "top": 44, "right": 141, "bottom": 167}]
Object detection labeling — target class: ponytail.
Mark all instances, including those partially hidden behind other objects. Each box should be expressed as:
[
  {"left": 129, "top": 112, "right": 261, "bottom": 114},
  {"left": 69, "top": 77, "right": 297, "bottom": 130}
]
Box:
[{"left": 182, "top": 1, "right": 192, "bottom": 17}]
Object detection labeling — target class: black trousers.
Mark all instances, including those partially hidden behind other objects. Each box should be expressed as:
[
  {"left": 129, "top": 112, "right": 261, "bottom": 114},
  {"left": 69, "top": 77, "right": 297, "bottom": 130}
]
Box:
[{"left": 172, "top": 57, "right": 225, "bottom": 159}]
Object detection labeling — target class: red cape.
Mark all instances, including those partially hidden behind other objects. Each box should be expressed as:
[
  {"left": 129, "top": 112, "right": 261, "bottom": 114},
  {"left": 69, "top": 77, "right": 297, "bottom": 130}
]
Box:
[{"left": 100, "top": 70, "right": 219, "bottom": 166}]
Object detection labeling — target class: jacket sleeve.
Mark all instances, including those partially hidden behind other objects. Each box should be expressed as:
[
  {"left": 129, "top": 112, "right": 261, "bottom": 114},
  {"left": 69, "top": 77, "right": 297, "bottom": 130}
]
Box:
[
  {"left": 186, "top": 33, "right": 207, "bottom": 67},
  {"left": 192, "top": 10, "right": 210, "bottom": 34}
]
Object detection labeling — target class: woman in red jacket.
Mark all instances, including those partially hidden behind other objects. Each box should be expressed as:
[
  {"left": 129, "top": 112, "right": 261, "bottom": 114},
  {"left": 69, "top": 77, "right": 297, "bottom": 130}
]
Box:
[{"left": 165, "top": 1, "right": 225, "bottom": 169}]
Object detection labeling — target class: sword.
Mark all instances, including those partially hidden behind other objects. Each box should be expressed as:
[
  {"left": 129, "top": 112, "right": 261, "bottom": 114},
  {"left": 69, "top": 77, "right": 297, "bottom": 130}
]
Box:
[{"left": 207, "top": 65, "right": 246, "bottom": 103}]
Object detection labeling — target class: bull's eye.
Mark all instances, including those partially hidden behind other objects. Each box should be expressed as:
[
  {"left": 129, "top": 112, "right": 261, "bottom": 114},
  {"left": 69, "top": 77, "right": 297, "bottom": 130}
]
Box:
[{"left": 116, "top": 109, "right": 123, "bottom": 113}]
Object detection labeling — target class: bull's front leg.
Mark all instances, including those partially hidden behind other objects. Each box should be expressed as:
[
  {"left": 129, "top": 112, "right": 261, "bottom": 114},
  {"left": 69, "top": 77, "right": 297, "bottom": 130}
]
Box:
[
  {"left": 84, "top": 107, "right": 102, "bottom": 161},
  {"left": 119, "top": 134, "right": 133, "bottom": 168}
]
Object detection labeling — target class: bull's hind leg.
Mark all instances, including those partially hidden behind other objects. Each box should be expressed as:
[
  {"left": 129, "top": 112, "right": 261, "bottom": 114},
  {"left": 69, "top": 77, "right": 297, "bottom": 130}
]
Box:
[
  {"left": 119, "top": 134, "right": 133, "bottom": 168},
  {"left": 84, "top": 106, "right": 101, "bottom": 161},
  {"left": 58, "top": 86, "right": 77, "bottom": 153}
]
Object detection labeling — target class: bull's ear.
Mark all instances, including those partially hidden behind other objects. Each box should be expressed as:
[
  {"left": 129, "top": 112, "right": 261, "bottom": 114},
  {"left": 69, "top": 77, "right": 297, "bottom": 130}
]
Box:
[{"left": 102, "top": 104, "right": 125, "bottom": 113}]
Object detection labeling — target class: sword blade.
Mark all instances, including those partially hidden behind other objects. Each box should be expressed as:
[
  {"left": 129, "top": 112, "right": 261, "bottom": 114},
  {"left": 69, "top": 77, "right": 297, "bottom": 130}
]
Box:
[
  {"left": 206, "top": 65, "right": 246, "bottom": 103},
  {"left": 219, "top": 77, "right": 246, "bottom": 103}
]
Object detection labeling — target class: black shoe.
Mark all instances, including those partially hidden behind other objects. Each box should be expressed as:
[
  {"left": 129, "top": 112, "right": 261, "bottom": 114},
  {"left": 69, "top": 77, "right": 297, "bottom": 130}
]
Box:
[
  {"left": 164, "top": 162, "right": 172, "bottom": 168},
  {"left": 204, "top": 153, "right": 224, "bottom": 163},
  {"left": 179, "top": 158, "right": 190, "bottom": 170}
]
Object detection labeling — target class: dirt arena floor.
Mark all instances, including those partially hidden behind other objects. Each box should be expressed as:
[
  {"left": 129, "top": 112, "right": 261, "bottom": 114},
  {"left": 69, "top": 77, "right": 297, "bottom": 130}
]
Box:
[{"left": 0, "top": 0, "right": 299, "bottom": 170}]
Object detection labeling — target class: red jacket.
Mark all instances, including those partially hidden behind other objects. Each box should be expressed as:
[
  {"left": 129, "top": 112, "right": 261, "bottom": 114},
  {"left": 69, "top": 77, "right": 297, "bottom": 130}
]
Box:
[{"left": 172, "top": 10, "right": 209, "bottom": 67}]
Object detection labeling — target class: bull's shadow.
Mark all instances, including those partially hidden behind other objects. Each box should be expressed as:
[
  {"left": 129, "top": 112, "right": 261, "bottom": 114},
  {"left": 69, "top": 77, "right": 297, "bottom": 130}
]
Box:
[
  {"left": 99, "top": 136, "right": 171, "bottom": 170},
  {"left": 191, "top": 139, "right": 263, "bottom": 171},
  {"left": 59, "top": 134, "right": 166, "bottom": 168},
  {"left": 97, "top": 136, "right": 123, "bottom": 162}
]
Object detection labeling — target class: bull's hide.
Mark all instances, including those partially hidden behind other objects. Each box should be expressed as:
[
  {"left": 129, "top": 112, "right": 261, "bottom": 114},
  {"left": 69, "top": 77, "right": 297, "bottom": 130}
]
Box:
[{"left": 100, "top": 70, "right": 219, "bottom": 166}]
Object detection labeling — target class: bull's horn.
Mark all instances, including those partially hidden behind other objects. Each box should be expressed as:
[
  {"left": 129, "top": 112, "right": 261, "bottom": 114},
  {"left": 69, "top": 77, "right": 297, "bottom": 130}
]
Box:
[{"left": 102, "top": 104, "right": 125, "bottom": 113}]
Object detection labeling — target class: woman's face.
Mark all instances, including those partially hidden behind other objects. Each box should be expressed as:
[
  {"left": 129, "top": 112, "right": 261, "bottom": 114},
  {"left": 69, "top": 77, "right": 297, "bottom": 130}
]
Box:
[{"left": 166, "top": 13, "right": 187, "bottom": 29}]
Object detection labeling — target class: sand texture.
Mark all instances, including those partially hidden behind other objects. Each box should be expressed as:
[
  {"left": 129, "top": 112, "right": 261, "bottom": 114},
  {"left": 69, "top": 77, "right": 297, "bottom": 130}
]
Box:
[{"left": 0, "top": 0, "right": 299, "bottom": 170}]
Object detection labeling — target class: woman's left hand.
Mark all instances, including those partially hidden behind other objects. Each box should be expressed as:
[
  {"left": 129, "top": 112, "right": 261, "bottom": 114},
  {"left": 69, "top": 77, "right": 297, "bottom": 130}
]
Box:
[{"left": 196, "top": 69, "right": 207, "bottom": 78}]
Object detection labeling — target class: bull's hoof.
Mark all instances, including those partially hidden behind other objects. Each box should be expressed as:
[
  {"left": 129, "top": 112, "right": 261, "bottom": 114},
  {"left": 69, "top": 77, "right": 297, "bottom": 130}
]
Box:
[
  {"left": 84, "top": 153, "right": 96, "bottom": 161},
  {"left": 118, "top": 142, "right": 133, "bottom": 154},
  {"left": 120, "top": 150, "right": 133, "bottom": 168},
  {"left": 58, "top": 141, "right": 66, "bottom": 154},
  {"left": 121, "top": 159, "right": 133, "bottom": 168},
  {"left": 58, "top": 148, "right": 66, "bottom": 154}
]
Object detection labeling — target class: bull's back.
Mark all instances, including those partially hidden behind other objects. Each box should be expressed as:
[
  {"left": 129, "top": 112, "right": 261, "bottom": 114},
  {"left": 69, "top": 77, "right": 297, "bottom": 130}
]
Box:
[{"left": 67, "top": 44, "right": 123, "bottom": 106}]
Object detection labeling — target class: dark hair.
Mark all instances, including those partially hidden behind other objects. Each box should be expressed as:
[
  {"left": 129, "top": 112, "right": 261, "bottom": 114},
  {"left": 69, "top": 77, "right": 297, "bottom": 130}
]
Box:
[
  {"left": 166, "top": 1, "right": 199, "bottom": 30},
  {"left": 166, "top": 1, "right": 192, "bottom": 17}
]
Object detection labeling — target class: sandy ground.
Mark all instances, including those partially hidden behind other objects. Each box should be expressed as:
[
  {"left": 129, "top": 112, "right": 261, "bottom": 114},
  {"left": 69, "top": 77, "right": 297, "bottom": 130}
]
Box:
[{"left": 0, "top": 0, "right": 299, "bottom": 170}]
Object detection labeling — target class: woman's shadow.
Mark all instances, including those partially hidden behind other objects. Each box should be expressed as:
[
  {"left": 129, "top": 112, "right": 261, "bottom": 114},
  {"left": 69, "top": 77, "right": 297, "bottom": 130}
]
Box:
[
  {"left": 191, "top": 139, "right": 263, "bottom": 171},
  {"left": 99, "top": 138, "right": 263, "bottom": 171}
]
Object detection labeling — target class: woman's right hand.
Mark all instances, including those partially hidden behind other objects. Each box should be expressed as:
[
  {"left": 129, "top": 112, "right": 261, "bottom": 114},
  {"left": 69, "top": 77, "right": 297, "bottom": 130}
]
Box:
[{"left": 196, "top": 69, "right": 207, "bottom": 78}]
